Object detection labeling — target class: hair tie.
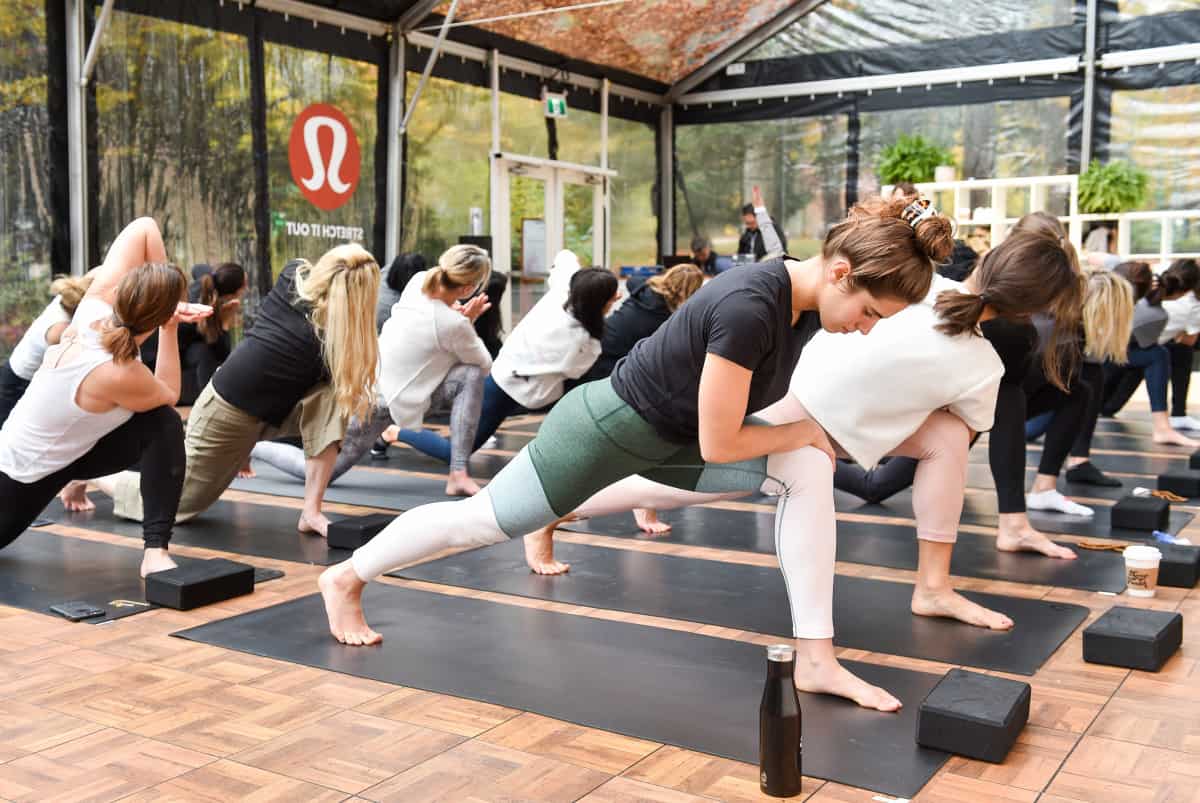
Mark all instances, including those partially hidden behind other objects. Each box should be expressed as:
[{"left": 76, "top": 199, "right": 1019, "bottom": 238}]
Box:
[
  {"left": 901, "top": 198, "right": 940, "bottom": 230},
  {"left": 978, "top": 292, "right": 990, "bottom": 306}
]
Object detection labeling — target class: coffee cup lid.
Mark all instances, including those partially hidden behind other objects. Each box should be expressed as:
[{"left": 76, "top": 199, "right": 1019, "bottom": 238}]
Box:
[{"left": 1124, "top": 544, "right": 1162, "bottom": 561}]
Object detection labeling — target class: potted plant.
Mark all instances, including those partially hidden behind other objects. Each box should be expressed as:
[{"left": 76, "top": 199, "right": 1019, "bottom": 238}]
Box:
[
  {"left": 876, "top": 134, "right": 956, "bottom": 185},
  {"left": 1078, "top": 159, "right": 1149, "bottom": 213}
]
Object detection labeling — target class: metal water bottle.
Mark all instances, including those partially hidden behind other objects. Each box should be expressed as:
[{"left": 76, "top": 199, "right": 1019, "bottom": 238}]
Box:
[{"left": 759, "top": 644, "right": 802, "bottom": 797}]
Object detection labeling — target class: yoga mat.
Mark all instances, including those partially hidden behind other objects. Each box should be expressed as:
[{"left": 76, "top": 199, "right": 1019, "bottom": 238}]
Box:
[
  {"left": 562, "top": 508, "right": 1127, "bottom": 593},
  {"left": 174, "top": 585, "right": 950, "bottom": 798},
  {"left": 0, "top": 529, "right": 281, "bottom": 623},
  {"left": 356, "top": 447, "right": 512, "bottom": 481},
  {"left": 835, "top": 490, "right": 1194, "bottom": 539},
  {"left": 1082, "top": 433, "right": 1194, "bottom": 454},
  {"left": 234, "top": 462, "right": 449, "bottom": 511},
  {"left": 44, "top": 496, "right": 352, "bottom": 566},
  {"left": 973, "top": 447, "right": 1184, "bottom": 476},
  {"left": 398, "top": 539, "right": 1089, "bottom": 675},
  {"left": 964, "top": 464, "right": 1136, "bottom": 500}
]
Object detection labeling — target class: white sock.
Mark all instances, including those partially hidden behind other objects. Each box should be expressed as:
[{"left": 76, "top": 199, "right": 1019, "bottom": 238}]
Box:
[
  {"left": 1026, "top": 489, "right": 1094, "bottom": 517},
  {"left": 1170, "top": 415, "right": 1200, "bottom": 430}
]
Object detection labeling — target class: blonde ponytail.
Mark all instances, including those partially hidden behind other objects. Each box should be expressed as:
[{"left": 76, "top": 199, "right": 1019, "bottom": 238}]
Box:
[
  {"left": 50, "top": 273, "right": 95, "bottom": 316},
  {"left": 422, "top": 244, "right": 491, "bottom": 295}
]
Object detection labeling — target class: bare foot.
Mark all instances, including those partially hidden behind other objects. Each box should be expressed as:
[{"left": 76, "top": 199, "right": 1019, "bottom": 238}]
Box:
[
  {"left": 445, "top": 470, "right": 482, "bottom": 497},
  {"left": 633, "top": 507, "right": 672, "bottom": 535},
  {"left": 59, "top": 480, "right": 95, "bottom": 512},
  {"left": 382, "top": 425, "right": 399, "bottom": 444},
  {"left": 911, "top": 586, "right": 1013, "bottom": 629},
  {"left": 523, "top": 525, "right": 569, "bottom": 575},
  {"left": 1153, "top": 429, "right": 1200, "bottom": 448},
  {"left": 236, "top": 460, "right": 256, "bottom": 479},
  {"left": 318, "top": 562, "right": 382, "bottom": 646},
  {"left": 794, "top": 658, "right": 902, "bottom": 712},
  {"left": 997, "top": 526, "right": 1077, "bottom": 560},
  {"left": 140, "top": 548, "right": 178, "bottom": 578},
  {"left": 298, "top": 510, "right": 330, "bottom": 537}
]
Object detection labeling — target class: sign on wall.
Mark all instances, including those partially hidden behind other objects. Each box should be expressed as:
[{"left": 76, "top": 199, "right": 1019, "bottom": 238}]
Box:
[{"left": 288, "top": 103, "right": 361, "bottom": 211}]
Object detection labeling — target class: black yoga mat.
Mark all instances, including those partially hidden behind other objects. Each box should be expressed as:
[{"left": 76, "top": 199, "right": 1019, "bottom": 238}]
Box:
[
  {"left": 398, "top": 539, "right": 1089, "bottom": 675},
  {"left": 836, "top": 489, "right": 1194, "bottom": 539},
  {"left": 1083, "top": 432, "right": 1195, "bottom": 454},
  {"left": 233, "top": 463, "right": 448, "bottom": 511},
  {"left": 562, "top": 507, "right": 1127, "bottom": 593},
  {"left": 174, "top": 584, "right": 949, "bottom": 798},
  {"left": 965, "top": 463, "right": 1138, "bottom": 500},
  {"left": 0, "top": 529, "right": 281, "bottom": 623},
  {"left": 44, "top": 495, "right": 352, "bottom": 566},
  {"left": 355, "top": 447, "right": 512, "bottom": 481}
]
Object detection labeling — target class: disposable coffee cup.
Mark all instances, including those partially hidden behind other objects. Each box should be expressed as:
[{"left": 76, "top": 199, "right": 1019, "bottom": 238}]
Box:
[{"left": 1124, "top": 545, "right": 1162, "bottom": 598}]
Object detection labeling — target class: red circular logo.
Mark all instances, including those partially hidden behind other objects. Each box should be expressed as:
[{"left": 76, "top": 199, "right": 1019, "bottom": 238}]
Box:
[{"left": 288, "top": 103, "right": 361, "bottom": 211}]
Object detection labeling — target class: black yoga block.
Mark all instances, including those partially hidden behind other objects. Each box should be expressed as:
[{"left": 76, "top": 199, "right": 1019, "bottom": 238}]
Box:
[
  {"left": 144, "top": 558, "right": 255, "bottom": 610},
  {"left": 915, "top": 669, "right": 1030, "bottom": 763},
  {"left": 1110, "top": 495, "right": 1171, "bottom": 532},
  {"left": 1157, "top": 470, "right": 1200, "bottom": 499},
  {"left": 1158, "top": 543, "right": 1200, "bottom": 588},
  {"left": 1190, "top": 450, "right": 1200, "bottom": 470},
  {"left": 327, "top": 513, "right": 393, "bottom": 550},
  {"left": 1083, "top": 606, "right": 1183, "bottom": 672}
]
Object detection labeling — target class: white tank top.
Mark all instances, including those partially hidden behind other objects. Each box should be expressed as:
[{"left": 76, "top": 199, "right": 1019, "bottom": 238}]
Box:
[
  {"left": 0, "top": 298, "right": 134, "bottom": 483},
  {"left": 7, "top": 296, "right": 71, "bottom": 380}
]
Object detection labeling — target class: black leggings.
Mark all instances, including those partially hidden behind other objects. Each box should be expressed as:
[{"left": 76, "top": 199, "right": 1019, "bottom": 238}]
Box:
[
  {"left": 0, "top": 361, "right": 31, "bottom": 429},
  {"left": 1070, "top": 362, "right": 1105, "bottom": 458},
  {"left": 0, "top": 406, "right": 185, "bottom": 551},
  {"left": 834, "top": 457, "right": 918, "bottom": 504},
  {"left": 1168, "top": 341, "right": 1195, "bottom": 418}
]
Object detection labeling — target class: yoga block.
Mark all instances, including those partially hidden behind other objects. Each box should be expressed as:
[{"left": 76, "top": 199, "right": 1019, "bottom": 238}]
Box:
[
  {"left": 145, "top": 558, "right": 254, "bottom": 610},
  {"left": 1157, "top": 470, "right": 1200, "bottom": 499},
  {"left": 1158, "top": 543, "right": 1200, "bottom": 588},
  {"left": 915, "top": 669, "right": 1030, "bottom": 763},
  {"left": 1190, "top": 450, "right": 1200, "bottom": 470},
  {"left": 1111, "top": 495, "right": 1170, "bottom": 532},
  {"left": 1083, "top": 606, "right": 1183, "bottom": 672},
  {"left": 327, "top": 513, "right": 393, "bottom": 550}
]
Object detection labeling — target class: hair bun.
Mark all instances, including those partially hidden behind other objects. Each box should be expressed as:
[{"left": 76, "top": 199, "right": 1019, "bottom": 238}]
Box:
[{"left": 914, "top": 215, "right": 955, "bottom": 263}]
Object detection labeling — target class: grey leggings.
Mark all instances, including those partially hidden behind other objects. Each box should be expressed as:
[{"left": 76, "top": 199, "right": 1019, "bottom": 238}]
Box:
[{"left": 251, "top": 363, "right": 486, "bottom": 480}]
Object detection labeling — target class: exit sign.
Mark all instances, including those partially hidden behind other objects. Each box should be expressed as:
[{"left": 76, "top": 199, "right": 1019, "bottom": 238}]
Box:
[{"left": 544, "top": 90, "right": 568, "bottom": 118}]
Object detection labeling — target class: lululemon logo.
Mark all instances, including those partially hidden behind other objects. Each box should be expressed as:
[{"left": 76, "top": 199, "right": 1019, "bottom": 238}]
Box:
[{"left": 288, "top": 103, "right": 361, "bottom": 211}]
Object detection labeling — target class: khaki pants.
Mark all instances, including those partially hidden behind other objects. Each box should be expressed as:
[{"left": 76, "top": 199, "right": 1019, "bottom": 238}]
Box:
[{"left": 113, "top": 382, "right": 343, "bottom": 522}]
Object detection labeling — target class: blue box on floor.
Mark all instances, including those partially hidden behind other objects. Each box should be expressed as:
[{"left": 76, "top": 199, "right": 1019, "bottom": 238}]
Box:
[
  {"left": 327, "top": 513, "right": 393, "bottom": 550},
  {"left": 1083, "top": 606, "right": 1183, "bottom": 671},
  {"left": 145, "top": 558, "right": 254, "bottom": 610},
  {"left": 916, "top": 669, "right": 1030, "bottom": 763},
  {"left": 1111, "top": 495, "right": 1171, "bottom": 532}
]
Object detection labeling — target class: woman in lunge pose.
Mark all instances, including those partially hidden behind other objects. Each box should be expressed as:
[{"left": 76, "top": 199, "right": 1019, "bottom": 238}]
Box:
[
  {"left": 250, "top": 244, "right": 494, "bottom": 497},
  {"left": 1, "top": 217, "right": 201, "bottom": 576},
  {"left": 319, "top": 195, "right": 953, "bottom": 713}
]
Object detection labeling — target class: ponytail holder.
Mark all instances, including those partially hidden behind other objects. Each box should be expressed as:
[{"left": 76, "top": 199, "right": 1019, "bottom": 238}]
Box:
[
  {"left": 901, "top": 198, "right": 939, "bottom": 230},
  {"left": 978, "top": 293, "right": 990, "bottom": 307},
  {"left": 111, "top": 316, "right": 136, "bottom": 333}
]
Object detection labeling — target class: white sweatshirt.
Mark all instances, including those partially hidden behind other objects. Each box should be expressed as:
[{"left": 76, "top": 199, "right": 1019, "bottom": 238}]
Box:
[
  {"left": 790, "top": 275, "right": 1004, "bottom": 468},
  {"left": 491, "top": 298, "right": 601, "bottom": 410}
]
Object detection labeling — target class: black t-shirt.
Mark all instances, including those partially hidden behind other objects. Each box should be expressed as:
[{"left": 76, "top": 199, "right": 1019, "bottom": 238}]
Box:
[
  {"left": 213, "top": 261, "right": 327, "bottom": 425},
  {"left": 610, "top": 259, "right": 820, "bottom": 443}
]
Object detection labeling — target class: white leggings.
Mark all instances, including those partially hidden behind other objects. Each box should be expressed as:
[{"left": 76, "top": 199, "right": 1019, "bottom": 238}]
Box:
[{"left": 351, "top": 394, "right": 840, "bottom": 639}]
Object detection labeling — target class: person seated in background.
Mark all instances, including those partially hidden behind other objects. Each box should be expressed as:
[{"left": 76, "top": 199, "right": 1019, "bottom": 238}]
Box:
[
  {"left": 738, "top": 196, "right": 788, "bottom": 260},
  {"left": 965, "top": 225, "right": 992, "bottom": 256},
  {"left": 690, "top": 235, "right": 718, "bottom": 275},
  {"left": 1157, "top": 259, "right": 1200, "bottom": 430}
]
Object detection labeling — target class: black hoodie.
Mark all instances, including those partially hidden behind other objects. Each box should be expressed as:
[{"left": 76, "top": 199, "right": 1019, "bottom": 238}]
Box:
[{"left": 590, "top": 275, "right": 671, "bottom": 379}]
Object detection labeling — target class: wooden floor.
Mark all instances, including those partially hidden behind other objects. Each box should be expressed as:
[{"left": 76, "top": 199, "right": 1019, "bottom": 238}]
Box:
[{"left": 2, "top": 399, "right": 1198, "bottom": 803}]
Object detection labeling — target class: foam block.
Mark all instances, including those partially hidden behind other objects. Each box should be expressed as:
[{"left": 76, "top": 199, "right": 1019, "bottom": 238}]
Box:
[
  {"left": 1083, "top": 606, "right": 1183, "bottom": 672},
  {"left": 1158, "top": 543, "right": 1200, "bottom": 588},
  {"left": 1110, "top": 495, "right": 1170, "bottom": 532},
  {"left": 1157, "top": 470, "right": 1200, "bottom": 499},
  {"left": 915, "top": 669, "right": 1030, "bottom": 763},
  {"left": 1190, "top": 449, "right": 1200, "bottom": 470},
  {"left": 144, "top": 558, "right": 255, "bottom": 610},
  {"left": 327, "top": 513, "right": 393, "bottom": 550}
]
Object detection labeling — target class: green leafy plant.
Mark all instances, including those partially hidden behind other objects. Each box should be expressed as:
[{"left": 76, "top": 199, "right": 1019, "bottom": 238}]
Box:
[
  {"left": 1078, "top": 160, "right": 1150, "bottom": 213},
  {"left": 876, "top": 135, "right": 955, "bottom": 184}
]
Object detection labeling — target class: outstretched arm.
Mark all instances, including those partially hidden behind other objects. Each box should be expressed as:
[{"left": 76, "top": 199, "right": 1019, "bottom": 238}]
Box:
[
  {"left": 85, "top": 218, "right": 168, "bottom": 306},
  {"left": 752, "top": 186, "right": 785, "bottom": 261}
]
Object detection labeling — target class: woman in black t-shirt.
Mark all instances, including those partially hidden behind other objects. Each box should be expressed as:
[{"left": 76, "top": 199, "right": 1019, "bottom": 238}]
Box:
[
  {"left": 318, "top": 197, "right": 956, "bottom": 714},
  {"left": 99, "top": 244, "right": 380, "bottom": 537}
]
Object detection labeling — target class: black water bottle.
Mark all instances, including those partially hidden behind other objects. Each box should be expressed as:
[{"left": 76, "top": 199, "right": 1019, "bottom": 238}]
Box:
[{"left": 759, "top": 644, "right": 802, "bottom": 797}]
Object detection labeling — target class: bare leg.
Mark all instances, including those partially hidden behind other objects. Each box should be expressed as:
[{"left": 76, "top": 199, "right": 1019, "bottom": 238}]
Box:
[
  {"left": 996, "top": 511, "right": 1076, "bottom": 559},
  {"left": 59, "top": 480, "right": 95, "bottom": 512},
  {"left": 1152, "top": 411, "right": 1200, "bottom": 447},
  {"left": 633, "top": 507, "right": 671, "bottom": 534},
  {"left": 299, "top": 442, "right": 338, "bottom": 536},
  {"left": 910, "top": 540, "right": 1013, "bottom": 629},
  {"left": 793, "top": 638, "right": 901, "bottom": 712}
]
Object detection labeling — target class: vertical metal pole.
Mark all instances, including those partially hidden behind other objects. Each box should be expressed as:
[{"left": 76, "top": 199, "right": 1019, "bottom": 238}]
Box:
[
  {"left": 490, "top": 48, "right": 501, "bottom": 155},
  {"left": 385, "top": 33, "right": 405, "bottom": 263},
  {"left": 600, "top": 78, "right": 609, "bottom": 170},
  {"left": 600, "top": 78, "right": 609, "bottom": 270},
  {"left": 65, "top": 0, "right": 88, "bottom": 276},
  {"left": 1080, "top": 0, "right": 1098, "bottom": 167},
  {"left": 658, "top": 105, "right": 674, "bottom": 258}
]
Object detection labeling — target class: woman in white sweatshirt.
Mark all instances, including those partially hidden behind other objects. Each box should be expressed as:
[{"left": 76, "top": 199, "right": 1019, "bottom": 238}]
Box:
[{"left": 394, "top": 266, "right": 619, "bottom": 466}]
